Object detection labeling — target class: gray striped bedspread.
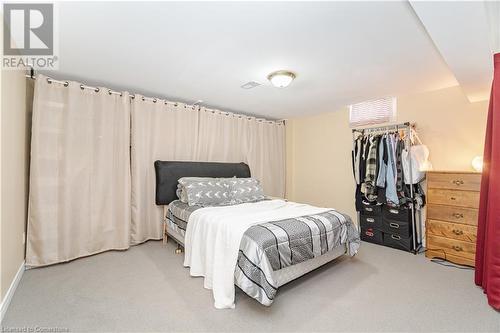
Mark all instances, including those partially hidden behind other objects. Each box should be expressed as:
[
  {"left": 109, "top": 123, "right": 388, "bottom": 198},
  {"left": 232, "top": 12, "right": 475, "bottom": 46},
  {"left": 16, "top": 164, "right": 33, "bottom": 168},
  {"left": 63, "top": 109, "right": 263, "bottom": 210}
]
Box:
[
  {"left": 235, "top": 209, "right": 359, "bottom": 305},
  {"left": 167, "top": 200, "right": 360, "bottom": 306}
]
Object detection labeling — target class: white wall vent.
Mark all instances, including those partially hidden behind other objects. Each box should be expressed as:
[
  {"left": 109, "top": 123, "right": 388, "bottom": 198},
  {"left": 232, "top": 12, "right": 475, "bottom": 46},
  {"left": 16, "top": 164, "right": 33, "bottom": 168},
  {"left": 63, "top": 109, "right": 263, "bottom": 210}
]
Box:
[{"left": 240, "top": 81, "right": 261, "bottom": 89}]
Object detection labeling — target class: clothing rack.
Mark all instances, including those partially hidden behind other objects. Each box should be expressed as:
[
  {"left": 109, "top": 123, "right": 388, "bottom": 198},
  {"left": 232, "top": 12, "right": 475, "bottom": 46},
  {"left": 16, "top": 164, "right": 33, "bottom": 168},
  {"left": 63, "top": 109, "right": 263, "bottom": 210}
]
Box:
[{"left": 352, "top": 122, "right": 422, "bottom": 254}]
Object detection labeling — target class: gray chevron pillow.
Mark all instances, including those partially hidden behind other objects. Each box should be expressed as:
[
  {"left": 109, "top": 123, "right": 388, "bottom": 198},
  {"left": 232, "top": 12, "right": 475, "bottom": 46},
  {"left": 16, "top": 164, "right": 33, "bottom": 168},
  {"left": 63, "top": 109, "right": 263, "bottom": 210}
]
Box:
[
  {"left": 178, "top": 177, "right": 232, "bottom": 206},
  {"left": 227, "top": 178, "right": 266, "bottom": 204},
  {"left": 177, "top": 177, "right": 214, "bottom": 203}
]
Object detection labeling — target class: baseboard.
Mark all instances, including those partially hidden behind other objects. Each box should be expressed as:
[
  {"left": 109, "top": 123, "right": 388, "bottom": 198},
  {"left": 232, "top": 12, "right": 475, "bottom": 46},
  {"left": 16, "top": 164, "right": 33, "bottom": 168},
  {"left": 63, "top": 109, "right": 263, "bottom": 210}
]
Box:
[{"left": 0, "top": 261, "right": 25, "bottom": 324}]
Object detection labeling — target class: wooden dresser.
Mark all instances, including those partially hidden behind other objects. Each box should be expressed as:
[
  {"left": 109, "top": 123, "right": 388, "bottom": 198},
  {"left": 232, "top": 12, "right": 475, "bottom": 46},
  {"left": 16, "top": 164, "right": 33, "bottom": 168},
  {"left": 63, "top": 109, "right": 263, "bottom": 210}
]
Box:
[{"left": 426, "top": 171, "right": 481, "bottom": 266}]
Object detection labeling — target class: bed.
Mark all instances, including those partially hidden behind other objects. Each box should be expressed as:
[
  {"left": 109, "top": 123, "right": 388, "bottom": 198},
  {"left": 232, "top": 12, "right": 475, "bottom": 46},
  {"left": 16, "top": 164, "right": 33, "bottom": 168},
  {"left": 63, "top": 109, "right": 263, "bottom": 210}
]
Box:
[{"left": 154, "top": 161, "right": 360, "bottom": 308}]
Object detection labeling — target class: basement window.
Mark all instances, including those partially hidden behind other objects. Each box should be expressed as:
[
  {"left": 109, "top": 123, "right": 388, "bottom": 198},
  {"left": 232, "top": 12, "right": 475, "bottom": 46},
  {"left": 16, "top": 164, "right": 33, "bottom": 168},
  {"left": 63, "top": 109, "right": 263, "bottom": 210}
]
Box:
[{"left": 349, "top": 97, "right": 396, "bottom": 127}]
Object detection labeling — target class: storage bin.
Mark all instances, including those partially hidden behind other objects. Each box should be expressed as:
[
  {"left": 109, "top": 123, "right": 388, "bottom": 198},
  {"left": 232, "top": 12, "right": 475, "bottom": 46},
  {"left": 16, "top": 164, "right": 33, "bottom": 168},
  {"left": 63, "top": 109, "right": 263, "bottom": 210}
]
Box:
[
  {"left": 360, "top": 204, "right": 382, "bottom": 217},
  {"left": 360, "top": 226, "right": 383, "bottom": 245},
  {"left": 382, "top": 218, "right": 412, "bottom": 238},
  {"left": 382, "top": 205, "right": 412, "bottom": 222},
  {"left": 360, "top": 214, "right": 382, "bottom": 230},
  {"left": 383, "top": 232, "right": 413, "bottom": 251}
]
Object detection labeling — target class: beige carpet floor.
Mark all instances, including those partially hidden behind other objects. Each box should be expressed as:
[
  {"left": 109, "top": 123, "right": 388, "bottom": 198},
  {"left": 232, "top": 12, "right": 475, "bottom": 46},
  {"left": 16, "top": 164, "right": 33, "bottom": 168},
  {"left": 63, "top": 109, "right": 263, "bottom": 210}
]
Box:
[{"left": 2, "top": 240, "right": 499, "bottom": 332}]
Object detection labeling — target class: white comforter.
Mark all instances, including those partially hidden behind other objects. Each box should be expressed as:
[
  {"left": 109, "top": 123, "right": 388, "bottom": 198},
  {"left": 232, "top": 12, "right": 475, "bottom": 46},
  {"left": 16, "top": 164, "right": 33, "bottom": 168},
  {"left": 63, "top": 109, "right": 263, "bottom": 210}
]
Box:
[{"left": 183, "top": 199, "right": 332, "bottom": 309}]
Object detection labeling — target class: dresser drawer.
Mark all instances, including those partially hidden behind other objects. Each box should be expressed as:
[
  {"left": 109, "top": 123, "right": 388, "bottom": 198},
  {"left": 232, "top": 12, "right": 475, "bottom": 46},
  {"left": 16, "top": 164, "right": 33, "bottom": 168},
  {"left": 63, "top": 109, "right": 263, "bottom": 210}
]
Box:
[
  {"left": 427, "top": 204, "right": 478, "bottom": 226},
  {"left": 426, "top": 235, "right": 476, "bottom": 260},
  {"left": 427, "top": 172, "right": 481, "bottom": 191},
  {"left": 426, "top": 219, "right": 477, "bottom": 243},
  {"left": 425, "top": 249, "right": 475, "bottom": 267},
  {"left": 428, "top": 189, "right": 480, "bottom": 208}
]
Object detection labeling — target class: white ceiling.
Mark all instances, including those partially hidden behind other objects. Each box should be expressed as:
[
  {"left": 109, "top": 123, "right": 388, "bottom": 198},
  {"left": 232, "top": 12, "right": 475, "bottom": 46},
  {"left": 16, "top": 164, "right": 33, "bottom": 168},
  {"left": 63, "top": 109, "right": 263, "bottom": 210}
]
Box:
[
  {"left": 47, "top": 1, "right": 490, "bottom": 119},
  {"left": 410, "top": 1, "right": 493, "bottom": 102}
]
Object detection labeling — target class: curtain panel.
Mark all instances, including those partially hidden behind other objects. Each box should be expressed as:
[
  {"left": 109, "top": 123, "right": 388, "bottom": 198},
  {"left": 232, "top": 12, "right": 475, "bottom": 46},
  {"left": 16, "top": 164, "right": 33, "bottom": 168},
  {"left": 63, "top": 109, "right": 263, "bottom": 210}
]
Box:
[
  {"left": 475, "top": 53, "right": 500, "bottom": 309},
  {"left": 130, "top": 98, "right": 200, "bottom": 244},
  {"left": 26, "top": 75, "right": 132, "bottom": 266}
]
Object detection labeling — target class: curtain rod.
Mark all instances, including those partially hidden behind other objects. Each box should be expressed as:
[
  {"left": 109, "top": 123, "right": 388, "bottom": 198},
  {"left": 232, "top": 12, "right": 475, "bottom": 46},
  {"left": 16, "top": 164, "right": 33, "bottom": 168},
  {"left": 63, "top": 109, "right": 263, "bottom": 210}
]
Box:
[
  {"left": 25, "top": 70, "right": 284, "bottom": 125},
  {"left": 351, "top": 122, "right": 414, "bottom": 133}
]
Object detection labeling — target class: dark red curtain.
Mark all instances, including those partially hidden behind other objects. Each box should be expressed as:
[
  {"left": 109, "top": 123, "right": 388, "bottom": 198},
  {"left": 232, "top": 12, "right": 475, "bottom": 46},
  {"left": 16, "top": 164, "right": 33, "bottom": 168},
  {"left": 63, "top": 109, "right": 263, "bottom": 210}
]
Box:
[{"left": 475, "top": 53, "right": 500, "bottom": 310}]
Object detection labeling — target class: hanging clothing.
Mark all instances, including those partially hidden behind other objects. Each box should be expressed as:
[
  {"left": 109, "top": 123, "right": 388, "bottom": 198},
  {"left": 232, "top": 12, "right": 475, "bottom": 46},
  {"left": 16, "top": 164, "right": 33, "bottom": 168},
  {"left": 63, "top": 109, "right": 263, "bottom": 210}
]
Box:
[
  {"left": 352, "top": 129, "right": 425, "bottom": 209},
  {"left": 396, "top": 138, "right": 406, "bottom": 198},
  {"left": 362, "top": 136, "right": 379, "bottom": 201},
  {"left": 352, "top": 136, "right": 362, "bottom": 185},
  {"left": 376, "top": 135, "right": 386, "bottom": 188},
  {"left": 354, "top": 136, "right": 367, "bottom": 211},
  {"left": 385, "top": 135, "right": 399, "bottom": 205}
]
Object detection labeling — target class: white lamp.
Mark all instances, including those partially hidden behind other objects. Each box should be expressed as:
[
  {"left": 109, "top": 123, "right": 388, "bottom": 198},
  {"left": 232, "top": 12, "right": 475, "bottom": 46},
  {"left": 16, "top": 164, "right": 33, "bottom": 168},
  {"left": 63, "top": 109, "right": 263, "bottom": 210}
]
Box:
[
  {"left": 267, "top": 70, "right": 296, "bottom": 88},
  {"left": 472, "top": 155, "right": 483, "bottom": 172}
]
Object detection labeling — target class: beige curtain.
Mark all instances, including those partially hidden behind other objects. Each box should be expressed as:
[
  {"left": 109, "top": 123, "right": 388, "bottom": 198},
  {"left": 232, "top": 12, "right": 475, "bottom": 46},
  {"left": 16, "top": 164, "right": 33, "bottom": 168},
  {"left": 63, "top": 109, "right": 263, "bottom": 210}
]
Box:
[
  {"left": 196, "top": 108, "right": 248, "bottom": 162},
  {"left": 247, "top": 119, "right": 286, "bottom": 197},
  {"left": 131, "top": 105, "right": 285, "bottom": 242},
  {"left": 196, "top": 108, "right": 285, "bottom": 197},
  {"left": 26, "top": 75, "right": 131, "bottom": 267},
  {"left": 130, "top": 99, "right": 199, "bottom": 244}
]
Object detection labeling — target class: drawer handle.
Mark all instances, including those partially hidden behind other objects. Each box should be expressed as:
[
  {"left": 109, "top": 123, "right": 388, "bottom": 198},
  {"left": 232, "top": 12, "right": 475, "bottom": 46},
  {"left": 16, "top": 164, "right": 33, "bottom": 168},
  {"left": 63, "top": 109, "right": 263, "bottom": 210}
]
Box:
[
  {"left": 450, "top": 197, "right": 457, "bottom": 201},
  {"left": 453, "top": 179, "right": 464, "bottom": 186},
  {"left": 365, "top": 231, "right": 374, "bottom": 237},
  {"left": 389, "top": 222, "right": 400, "bottom": 229},
  {"left": 452, "top": 213, "right": 464, "bottom": 219},
  {"left": 452, "top": 229, "right": 464, "bottom": 236},
  {"left": 389, "top": 209, "right": 399, "bottom": 214},
  {"left": 365, "top": 207, "right": 373, "bottom": 212},
  {"left": 452, "top": 245, "right": 463, "bottom": 252},
  {"left": 366, "top": 218, "right": 375, "bottom": 223},
  {"left": 391, "top": 235, "right": 401, "bottom": 240}
]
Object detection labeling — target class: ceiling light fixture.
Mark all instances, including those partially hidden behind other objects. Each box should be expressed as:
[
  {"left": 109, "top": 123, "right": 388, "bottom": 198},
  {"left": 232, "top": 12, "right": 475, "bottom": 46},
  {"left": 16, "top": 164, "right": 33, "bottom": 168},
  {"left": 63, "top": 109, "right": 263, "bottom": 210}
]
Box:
[{"left": 267, "top": 70, "right": 296, "bottom": 88}]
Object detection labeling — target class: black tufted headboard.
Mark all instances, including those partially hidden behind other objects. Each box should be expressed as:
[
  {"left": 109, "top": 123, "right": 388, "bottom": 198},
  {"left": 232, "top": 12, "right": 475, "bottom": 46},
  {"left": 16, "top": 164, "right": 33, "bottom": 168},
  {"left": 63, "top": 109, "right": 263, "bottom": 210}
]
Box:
[{"left": 154, "top": 161, "right": 251, "bottom": 205}]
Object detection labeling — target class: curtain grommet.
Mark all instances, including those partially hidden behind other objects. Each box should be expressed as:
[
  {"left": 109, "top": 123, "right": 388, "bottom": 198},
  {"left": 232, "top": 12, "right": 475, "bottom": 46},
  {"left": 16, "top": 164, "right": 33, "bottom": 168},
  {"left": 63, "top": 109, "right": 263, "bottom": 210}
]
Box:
[
  {"left": 142, "top": 97, "right": 145, "bottom": 101},
  {"left": 153, "top": 98, "right": 157, "bottom": 103},
  {"left": 47, "top": 78, "right": 52, "bottom": 84},
  {"left": 108, "top": 89, "right": 112, "bottom": 95},
  {"left": 94, "top": 87, "right": 100, "bottom": 93},
  {"left": 63, "top": 81, "right": 69, "bottom": 87},
  {"left": 80, "top": 84, "right": 84, "bottom": 90}
]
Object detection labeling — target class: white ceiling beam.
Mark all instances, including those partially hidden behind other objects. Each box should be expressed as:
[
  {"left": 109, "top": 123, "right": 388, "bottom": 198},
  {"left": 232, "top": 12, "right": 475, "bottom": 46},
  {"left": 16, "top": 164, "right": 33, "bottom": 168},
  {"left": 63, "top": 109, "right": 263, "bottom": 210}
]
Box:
[{"left": 410, "top": 1, "right": 493, "bottom": 102}]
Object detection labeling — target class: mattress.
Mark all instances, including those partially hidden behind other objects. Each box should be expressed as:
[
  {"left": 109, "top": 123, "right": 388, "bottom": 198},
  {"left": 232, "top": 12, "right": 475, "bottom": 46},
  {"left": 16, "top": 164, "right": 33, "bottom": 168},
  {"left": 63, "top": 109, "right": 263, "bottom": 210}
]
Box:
[{"left": 166, "top": 200, "right": 201, "bottom": 237}]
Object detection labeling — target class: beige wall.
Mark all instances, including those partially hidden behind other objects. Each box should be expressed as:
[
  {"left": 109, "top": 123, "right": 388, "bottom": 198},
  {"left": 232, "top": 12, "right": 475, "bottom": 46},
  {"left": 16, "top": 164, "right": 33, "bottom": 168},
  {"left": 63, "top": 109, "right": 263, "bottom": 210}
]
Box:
[
  {"left": 285, "top": 85, "right": 488, "bottom": 220},
  {"left": 0, "top": 68, "right": 30, "bottom": 301}
]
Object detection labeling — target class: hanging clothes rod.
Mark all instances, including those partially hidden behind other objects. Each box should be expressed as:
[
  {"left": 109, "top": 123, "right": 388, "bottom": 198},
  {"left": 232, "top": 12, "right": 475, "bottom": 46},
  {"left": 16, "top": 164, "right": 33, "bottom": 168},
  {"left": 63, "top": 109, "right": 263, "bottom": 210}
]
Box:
[
  {"left": 351, "top": 122, "right": 414, "bottom": 134},
  {"left": 24, "top": 69, "right": 284, "bottom": 125}
]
